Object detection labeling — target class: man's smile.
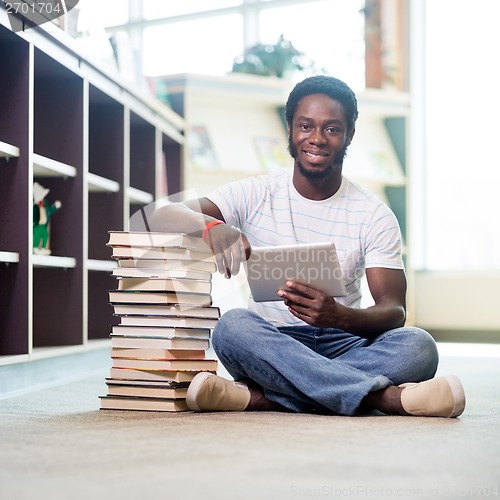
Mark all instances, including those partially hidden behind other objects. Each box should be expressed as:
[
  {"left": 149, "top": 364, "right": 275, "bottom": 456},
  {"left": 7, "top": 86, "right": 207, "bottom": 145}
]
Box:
[{"left": 303, "top": 150, "right": 329, "bottom": 163}]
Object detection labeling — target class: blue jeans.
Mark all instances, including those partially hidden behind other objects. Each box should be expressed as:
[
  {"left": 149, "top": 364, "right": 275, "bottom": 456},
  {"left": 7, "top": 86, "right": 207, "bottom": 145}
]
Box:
[{"left": 212, "top": 308, "right": 439, "bottom": 415}]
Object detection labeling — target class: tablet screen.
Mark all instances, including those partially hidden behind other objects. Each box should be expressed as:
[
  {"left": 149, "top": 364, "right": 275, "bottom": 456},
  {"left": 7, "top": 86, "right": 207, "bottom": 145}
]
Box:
[{"left": 245, "top": 242, "right": 346, "bottom": 302}]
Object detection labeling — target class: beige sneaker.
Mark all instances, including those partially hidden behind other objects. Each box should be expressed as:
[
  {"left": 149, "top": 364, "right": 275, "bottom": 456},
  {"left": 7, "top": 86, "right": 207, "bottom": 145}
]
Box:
[
  {"left": 186, "top": 372, "right": 251, "bottom": 412},
  {"left": 400, "top": 375, "right": 466, "bottom": 418}
]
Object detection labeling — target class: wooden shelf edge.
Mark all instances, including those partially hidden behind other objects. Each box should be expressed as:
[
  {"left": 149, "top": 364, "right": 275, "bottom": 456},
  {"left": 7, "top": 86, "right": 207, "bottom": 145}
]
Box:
[
  {"left": 127, "top": 186, "right": 154, "bottom": 204},
  {"left": 32, "top": 254, "right": 77, "bottom": 268},
  {"left": 0, "top": 140, "right": 20, "bottom": 159},
  {"left": 87, "top": 259, "right": 115, "bottom": 272},
  {"left": 88, "top": 173, "right": 120, "bottom": 193},
  {"left": 0, "top": 251, "right": 20, "bottom": 264},
  {"left": 33, "top": 153, "right": 77, "bottom": 178}
]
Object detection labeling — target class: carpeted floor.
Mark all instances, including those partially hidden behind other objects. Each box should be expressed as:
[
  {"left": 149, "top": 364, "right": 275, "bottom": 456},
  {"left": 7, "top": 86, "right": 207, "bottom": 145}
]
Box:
[{"left": 0, "top": 344, "right": 499, "bottom": 500}]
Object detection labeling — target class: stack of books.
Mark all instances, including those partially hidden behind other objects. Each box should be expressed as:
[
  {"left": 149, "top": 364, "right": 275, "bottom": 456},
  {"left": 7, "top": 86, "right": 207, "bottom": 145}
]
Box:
[{"left": 99, "top": 230, "right": 220, "bottom": 412}]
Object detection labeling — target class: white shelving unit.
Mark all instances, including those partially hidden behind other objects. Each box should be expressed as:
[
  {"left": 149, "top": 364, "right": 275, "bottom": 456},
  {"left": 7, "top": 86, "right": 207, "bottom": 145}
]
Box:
[{"left": 0, "top": 11, "right": 185, "bottom": 365}]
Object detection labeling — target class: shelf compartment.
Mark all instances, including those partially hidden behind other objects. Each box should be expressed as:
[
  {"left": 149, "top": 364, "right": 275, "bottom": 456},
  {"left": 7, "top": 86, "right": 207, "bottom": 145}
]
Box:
[
  {"left": 33, "top": 266, "right": 83, "bottom": 347},
  {"left": 0, "top": 24, "right": 29, "bottom": 168},
  {"left": 87, "top": 173, "right": 120, "bottom": 193},
  {"left": 88, "top": 190, "right": 124, "bottom": 261},
  {"left": 32, "top": 254, "right": 77, "bottom": 268},
  {"left": 34, "top": 48, "right": 83, "bottom": 170},
  {"left": 0, "top": 260, "right": 30, "bottom": 356},
  {"left": 88, "top": 84, "right": 125, "bottom": 262},
  {"left": 89, "top": 84, "right": 124, "bottom": 183},
  {"left": 88, "top": 270, "right": 117, "bottom": 340},
  {"left": 162, "top": 132, "right": 182, "bottom": 196},
  {"left": 33, "top": 153, "right": 77, "bottom": 178},
  {"left": 0, "top": 25, "right": 30, "bottom": 359},
  {"left": 130, "top": 111, "right": 156, "bottom": 195},
  {"left": 0, "top": 140, "right": 20, "bottom": 159}
]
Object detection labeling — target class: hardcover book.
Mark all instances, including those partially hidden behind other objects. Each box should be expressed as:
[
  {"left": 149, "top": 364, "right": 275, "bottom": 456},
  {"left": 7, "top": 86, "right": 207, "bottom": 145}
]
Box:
[
  {"left": 109, "top": 368, "right": 208, "bottom": 383},
  {"left": 108, "top": 290, "right": 213, "bottom": 306},
  {"left": 111, "top": 325, "right": 211, "bottom": 339},
  {"left": 111, "top": 357, "right": 218, "bottom": 371},
  {"left": 111, "top": 246, "right": 215, "bottom": 262},
  {"left": 110, "top": 303, "right": 220, "bottom": 318},
  {"left": 116, "top": 258, "right": 217, "bottom": 273},
  {"left": 110, "top": 347, "right": 207, "bottom": 360},
  {"left": 106, "top": 378, "right": 190, "bottom": 388},
  {"left": 110, "top": 336, "right": 210, "bottom": 350},
  {"left": 105, "top": 379, "right": 189, "bottom": 399},
  {"left": 117, "top": 277, "right": 212, "bottom": 294},
  {"left": 107, "top": 231, "right": 211, "bottom": 252},
  {"left": 99, "top": 396, "right": 189, "bottom": 412},
  {"left": 118, "top": 315, "right": 219, "bottom": 329},
  {"left": 111, "top": 267, "right": 212, "bottom": 281}
]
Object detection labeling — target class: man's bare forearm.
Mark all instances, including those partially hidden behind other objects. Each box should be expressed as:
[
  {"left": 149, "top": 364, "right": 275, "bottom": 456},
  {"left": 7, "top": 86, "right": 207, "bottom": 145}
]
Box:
[
  {"left": 148, "top": 203, "right": 216, "bottom": 236},
  {"left": 334, "top": 301, "right": 407, "bottom": 339}
]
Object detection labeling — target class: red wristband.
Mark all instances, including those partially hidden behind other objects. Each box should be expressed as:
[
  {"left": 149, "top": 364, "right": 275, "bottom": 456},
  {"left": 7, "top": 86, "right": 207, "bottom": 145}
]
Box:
[{"left": 202, "top": 220, "right": 225, "bottom": 241}]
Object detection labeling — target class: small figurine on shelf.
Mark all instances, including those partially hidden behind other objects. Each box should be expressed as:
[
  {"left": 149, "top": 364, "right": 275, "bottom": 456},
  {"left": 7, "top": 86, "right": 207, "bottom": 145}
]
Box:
[{"left": 33, "top": 181, "right": 62, "bottom": 255}]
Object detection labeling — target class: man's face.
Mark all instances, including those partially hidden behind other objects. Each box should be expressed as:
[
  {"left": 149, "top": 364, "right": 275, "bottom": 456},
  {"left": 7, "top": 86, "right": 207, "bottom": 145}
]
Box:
[{"left": 288, "top": 93, "right": 352, "bottom": 180}]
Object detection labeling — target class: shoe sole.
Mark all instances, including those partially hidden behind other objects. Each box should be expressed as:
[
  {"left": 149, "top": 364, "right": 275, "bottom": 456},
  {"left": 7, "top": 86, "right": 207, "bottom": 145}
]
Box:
[
  {"left": 445, "top": 374, "right": 466, "bottom": 418},
  {"left": 186, "top": 372, "right": 214, "bottom": 412}
]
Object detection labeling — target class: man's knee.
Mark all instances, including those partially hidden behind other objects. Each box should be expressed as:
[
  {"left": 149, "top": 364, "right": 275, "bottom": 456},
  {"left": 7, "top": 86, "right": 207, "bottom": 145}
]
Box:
[
  {"left": 213, "top": 308, "right": 252, "bottom": 334},
  {"left": 409, "top": 326, "right": 438, "bottom": 355},
  {"left": 212, "top": 308, "right": 255, "bottom": 351},
  {"left": 376, "top": 326, "right": 438, "bottom": 382},
  {"left": 399, "top": 326, "right": 439, "bottom": 379}
]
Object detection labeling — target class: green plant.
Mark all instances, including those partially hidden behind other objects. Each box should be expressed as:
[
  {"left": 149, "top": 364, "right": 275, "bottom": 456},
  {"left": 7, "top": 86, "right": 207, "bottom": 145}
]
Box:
[{"left": 231, "top": 35, "right": 324, "bottom": 78}]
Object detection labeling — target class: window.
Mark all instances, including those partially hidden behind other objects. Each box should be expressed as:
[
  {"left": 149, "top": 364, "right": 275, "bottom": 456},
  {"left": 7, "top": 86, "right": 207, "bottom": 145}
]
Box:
[
  {"left": 420, "top": 0, "right": 500, "bottom": 269},
  {"left": 259, "top": 0, "right": 365, "bottom": 89},
  {"left": 77, "top": 0, "right": 129, "bottom": 29},
  {"left": 142, "top": 14, "right": 244, "bottom": 77},
  {"left": 143, "top": 0, "right": 242, "bottom": 19},
  {"left": 140, "top": 0, "right": 364, "bottom": 83}
]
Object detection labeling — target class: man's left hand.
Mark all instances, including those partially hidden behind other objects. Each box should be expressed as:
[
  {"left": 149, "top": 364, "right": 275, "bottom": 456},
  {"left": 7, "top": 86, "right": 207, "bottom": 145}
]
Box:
[{"left": 277, "top": 280, "right": 345, "bottom": 328}]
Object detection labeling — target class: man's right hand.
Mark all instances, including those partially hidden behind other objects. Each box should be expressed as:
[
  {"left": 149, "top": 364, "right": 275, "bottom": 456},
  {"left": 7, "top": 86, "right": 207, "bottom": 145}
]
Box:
[
  {"left": 203, "top": 223, "right": 251, "bottom": 278},
  {"left": 148, "top": 197, "right": 250, "bottom": 278}
]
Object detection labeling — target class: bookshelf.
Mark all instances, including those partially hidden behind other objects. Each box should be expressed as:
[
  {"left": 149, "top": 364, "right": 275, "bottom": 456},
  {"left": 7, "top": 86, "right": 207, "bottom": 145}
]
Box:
[{"left": 0, "top": 16, "right": 185, "bottom": 365}]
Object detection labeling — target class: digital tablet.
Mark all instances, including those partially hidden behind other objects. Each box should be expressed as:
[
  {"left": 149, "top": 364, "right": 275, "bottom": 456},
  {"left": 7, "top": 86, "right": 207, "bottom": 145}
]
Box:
[{"left": 245, "top": 242, "right": 346, "bottom": 302}]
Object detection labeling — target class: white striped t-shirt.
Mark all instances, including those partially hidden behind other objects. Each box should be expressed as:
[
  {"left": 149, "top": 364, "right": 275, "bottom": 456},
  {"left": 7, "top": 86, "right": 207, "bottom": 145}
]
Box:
[{"left": 206, "top": 170, "right": 404, "bottom": 327}]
